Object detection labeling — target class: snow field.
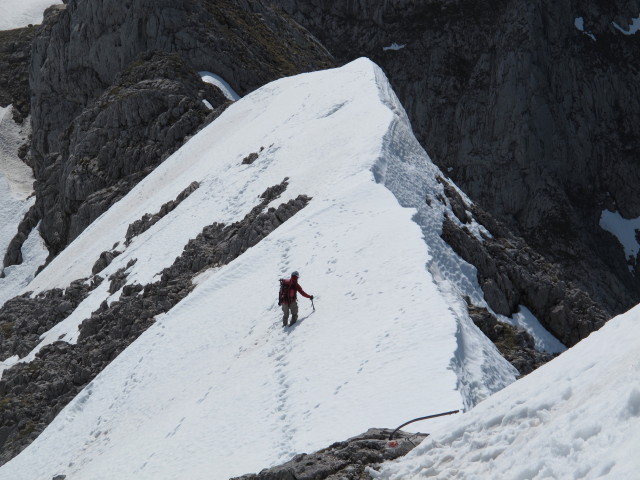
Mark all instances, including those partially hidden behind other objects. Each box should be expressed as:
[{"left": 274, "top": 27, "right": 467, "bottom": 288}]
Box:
[
  {"left": 0, "top": 0, "right": 61, "bottom": 30},
  {"left": 372, "top": 304, "right": 640, "bottom": 479},
  {"left": 368, "top": 69, "right": 519, "bottom": 405},
  {"left": 0, "top": 106, "right": 47, "bottom": 310}
]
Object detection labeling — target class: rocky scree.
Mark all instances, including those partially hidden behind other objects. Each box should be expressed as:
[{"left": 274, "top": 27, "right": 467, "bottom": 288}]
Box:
[
  {"left": 231, "top": 429, "right": 427, "bottom": 480},
  {"left": 0, "top": 180, "right": 309, "bottom": 466},
  {"left": 271, "top": 0, "right": 640, "bottom": 334}
]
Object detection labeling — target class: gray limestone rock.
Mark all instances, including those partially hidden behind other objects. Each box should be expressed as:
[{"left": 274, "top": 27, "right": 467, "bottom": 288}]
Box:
[
  {"left": 441, "top": 204, "right": 607, "bottom": 348},
  {"left": 125, "top": 181, "right": 200, "bottom": 246},
  {"left": 466, "top": 299, "right": 554, "bottom": 376},
  {"left": 0, "top": 26, "right": 36, "bottom": 122},
  {"left": 91, "top": 250, "right": 122, "bottom": 275},
  {"left": 0, "top": 279, "right": 96, "bottom": 361},
  {"left": 231, "top": 429, "right": 428, "bottom": 480},
  {"left": 2, "top": 206, "right": 40, "bottom": 270},
  {"left": 35, "top": 50, "right": 228, "bottom": 253}
]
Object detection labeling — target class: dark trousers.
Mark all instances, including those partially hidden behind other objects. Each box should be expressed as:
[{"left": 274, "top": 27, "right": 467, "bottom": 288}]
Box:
[{"left": 281, "top": 300, "right": 298, "bottom": 326}]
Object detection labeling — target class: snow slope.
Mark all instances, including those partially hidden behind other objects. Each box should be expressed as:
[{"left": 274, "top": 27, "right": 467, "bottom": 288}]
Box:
[
  {"left": 0, "top": 106, "right": 48, "bottom": 308},
  {"left": 0, "top": 0, "right": 61, "bottom": 31},
  {"left": 0, "top": 59, "right": 519, "bottom": 480},
  {"left": 372, "top": 304, "right": 640, "bottom": 479}
]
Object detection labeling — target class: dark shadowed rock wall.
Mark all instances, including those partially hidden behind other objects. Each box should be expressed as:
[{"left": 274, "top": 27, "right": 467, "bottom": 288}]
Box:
[{"left": 0, "top": 26, "right": 36, "bottom": 123}]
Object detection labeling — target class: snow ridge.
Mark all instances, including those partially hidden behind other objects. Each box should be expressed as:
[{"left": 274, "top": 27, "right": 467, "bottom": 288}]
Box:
[
  {"left": 1, "top": 59, "right": 514, "bottom": 479},
  {"left": 370, "top": 64, "right": 517, "bottom": 408}
]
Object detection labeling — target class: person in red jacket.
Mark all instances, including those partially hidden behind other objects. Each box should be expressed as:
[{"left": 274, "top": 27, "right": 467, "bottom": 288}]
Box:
[{"left": 281, "top": 271, "right": 313, "bottom": 327}]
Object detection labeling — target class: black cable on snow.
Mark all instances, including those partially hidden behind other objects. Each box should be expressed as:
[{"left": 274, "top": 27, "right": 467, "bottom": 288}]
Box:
[{"left": 389, "top": 410, "right": 461, "bottom": 440}]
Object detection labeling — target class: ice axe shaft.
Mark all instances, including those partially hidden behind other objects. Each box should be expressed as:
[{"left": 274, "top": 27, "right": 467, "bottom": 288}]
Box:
[{"left": 311, "top": 298, "right": 315, "bottom": 311}]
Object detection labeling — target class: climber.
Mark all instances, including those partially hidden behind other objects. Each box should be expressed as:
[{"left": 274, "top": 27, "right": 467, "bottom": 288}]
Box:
[{"left": 278, "top": 271, "right": 313, "bottom": 327}]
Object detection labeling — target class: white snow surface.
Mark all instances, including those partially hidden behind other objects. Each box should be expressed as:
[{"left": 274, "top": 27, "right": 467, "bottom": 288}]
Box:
[
  {"left": 0, "top": 59, "right": 521, "bottom": 480},
  {"left": 599, "top": 209, "right": 640, "bottom": 265},
  {"left": 0, "top": 106, "right": 46, "bottom": 309},
  {"left": 574, "top": 17, "right": 597, "bottom": 41},
  {"left": 0, "top": 106, "right": 33, "bottom": 270},
  {"left": 0, "top": 0, "right": 61, "bottom": 30},
  {"left": 372, "top": 304, "right": 640, "bottom": 479},
  {"left": 383, "top": 43, "right": 406, "bottom": 52},
  {"left": 0, "top": 106, "right": 33, "bottom": 200},
  {"left": 0, "top": 221, "right": 48, "bottom": 315},
  {"left": 613, "top": 16, "right": 640, "bottom": 35},
  {"left": 200, "top": 71, "right": 241, "bottom": 101}
]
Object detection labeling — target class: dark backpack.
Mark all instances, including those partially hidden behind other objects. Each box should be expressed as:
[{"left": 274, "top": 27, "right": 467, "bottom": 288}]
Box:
[{"left": 278, "top": 279, "right": 291, "bottom": 306}]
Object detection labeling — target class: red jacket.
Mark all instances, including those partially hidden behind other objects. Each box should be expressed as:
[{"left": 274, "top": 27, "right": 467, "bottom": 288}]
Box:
[{"left": 284, "top": 277, "right": 311, "bottom": 304}]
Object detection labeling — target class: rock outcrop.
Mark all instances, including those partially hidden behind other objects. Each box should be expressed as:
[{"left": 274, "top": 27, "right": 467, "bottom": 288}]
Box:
[
  {"left": 440, "top": 177, "right": 607, "bottom": 347},
  {"left": 0, "top": 279, "right": 95, "bottom": 360},
  {"left": 0, "top": 26, "right": 35, "bottom": 123},
  {"left": 271, "top": 0, "right": 640, "bottom": 335},
  {"left": 465, "top": 300, "right": 554, "bottom": 376},
  {"left": 231, "top": 429, "right": 428, "bottom": 480}
]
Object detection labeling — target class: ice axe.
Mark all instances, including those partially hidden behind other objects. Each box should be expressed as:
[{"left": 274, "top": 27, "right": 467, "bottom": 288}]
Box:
[{"left": 311, "top": 297, "right": 315, "bottom": 311}]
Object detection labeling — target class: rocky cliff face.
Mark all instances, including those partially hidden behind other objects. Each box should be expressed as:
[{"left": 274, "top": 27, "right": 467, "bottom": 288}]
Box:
[
  {"left": 21, "top": 0, "right": 333, "bottom": 258},
  {"left": 0, "top": 26, "right": 36, "bottom": 124},
  {"left": 272, "top": 0, "right": 640, "bottom": 331}
]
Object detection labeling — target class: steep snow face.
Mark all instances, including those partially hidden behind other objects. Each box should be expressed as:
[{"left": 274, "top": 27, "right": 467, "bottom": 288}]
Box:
[
  {"left": 0, "top": 106, "right": 46, "bottom": 307},
  {"left": 0, "top": 59, "right": 516, "bottom": 480},
  {"left": 0, "top": 0, "right": 61, "bottom": 30},
  {"left": 372, "top": 305, "right": 640, "bottom": 479}
]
